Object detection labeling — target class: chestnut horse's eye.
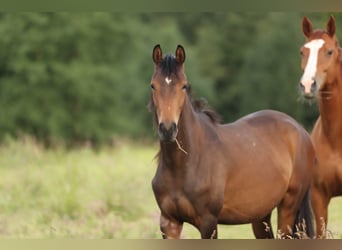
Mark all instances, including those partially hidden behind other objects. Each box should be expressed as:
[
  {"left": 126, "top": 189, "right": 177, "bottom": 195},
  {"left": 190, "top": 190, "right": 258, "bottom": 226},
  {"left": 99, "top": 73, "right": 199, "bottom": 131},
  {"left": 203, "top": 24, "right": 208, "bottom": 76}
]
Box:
[
  {"left": 151, "top": 84, "right": 155, "bottom": 90},
  {"left": 182, "top": 84, "right": 187, "bottom": 90},
  {"left": 300, "top": 50, "right": 304, "bottom": 57},
  {"left": 327, "top": 49, "right": 334, "bottom": 56}
]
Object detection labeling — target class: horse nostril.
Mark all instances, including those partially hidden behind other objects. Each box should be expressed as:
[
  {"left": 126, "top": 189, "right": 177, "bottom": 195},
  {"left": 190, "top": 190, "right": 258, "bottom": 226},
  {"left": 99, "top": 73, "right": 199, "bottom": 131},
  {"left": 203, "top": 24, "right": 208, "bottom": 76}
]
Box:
[
  {"left": 311, "top": 80, "right": 317, "bottom": 92},
  {"left": 158, "top": 122, "right": 178, "bottom": 141},
  {"left": 159, "top": 122, "right": 176, "bottom": 132},
  {"left": 299, "top": 82, "right": 305, "bottom": 91},
  {"left": 159, "top": 123, "right": 166, "bottom": 134}
]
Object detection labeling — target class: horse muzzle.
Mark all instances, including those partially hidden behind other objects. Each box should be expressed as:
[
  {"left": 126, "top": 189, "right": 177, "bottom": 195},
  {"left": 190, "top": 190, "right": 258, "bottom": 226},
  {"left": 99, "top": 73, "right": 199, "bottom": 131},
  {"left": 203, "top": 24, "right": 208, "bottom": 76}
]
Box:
[
  {"left": 158, "top": 122, "right": 178, "bottom": 142},
  {"left": 299, "top": 79, "right": 317, "bottom": 99}
]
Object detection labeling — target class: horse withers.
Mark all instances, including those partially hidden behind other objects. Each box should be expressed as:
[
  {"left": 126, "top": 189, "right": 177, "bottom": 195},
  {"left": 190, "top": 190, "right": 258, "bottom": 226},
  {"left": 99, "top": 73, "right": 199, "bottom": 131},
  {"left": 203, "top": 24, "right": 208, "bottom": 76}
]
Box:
[
  {"left": 150, "top": 44, "right": 315, "bottom": 238},
  {"left": 299, "top": 15, "right": 342, "bottom": 238}
]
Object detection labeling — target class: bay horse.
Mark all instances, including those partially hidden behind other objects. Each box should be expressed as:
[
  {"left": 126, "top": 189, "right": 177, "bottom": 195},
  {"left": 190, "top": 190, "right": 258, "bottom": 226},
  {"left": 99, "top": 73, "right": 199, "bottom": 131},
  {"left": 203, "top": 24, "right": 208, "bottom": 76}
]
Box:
[
  {"left": 299, "top": 15, "right": 342, "bottom": 238},
  {"left": 150, "top": 44, "right": 315, "bottom": 239}
]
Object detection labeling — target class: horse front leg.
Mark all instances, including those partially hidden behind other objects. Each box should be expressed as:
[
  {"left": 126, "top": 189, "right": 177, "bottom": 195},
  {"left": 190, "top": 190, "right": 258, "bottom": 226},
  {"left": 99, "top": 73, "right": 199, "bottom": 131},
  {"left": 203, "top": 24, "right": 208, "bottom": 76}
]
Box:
[
  {"left": 160, "top": 213, "right": 183, "bottom": 239},
  {"left": 198, "top": 214, "right": 218, "bottom": 239},
  {"left": 252, "top": 213, "right": 274, "bottom": 238},
  {"left": 311, "top": 185, "right": 330, "bottom": 238}
]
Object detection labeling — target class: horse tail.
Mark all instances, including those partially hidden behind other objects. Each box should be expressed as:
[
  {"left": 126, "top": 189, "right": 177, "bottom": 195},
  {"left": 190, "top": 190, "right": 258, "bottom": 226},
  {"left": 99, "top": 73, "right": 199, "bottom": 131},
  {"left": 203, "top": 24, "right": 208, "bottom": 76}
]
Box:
[{"left": 293, "top": 188, "right": 315, "bottom": 238}]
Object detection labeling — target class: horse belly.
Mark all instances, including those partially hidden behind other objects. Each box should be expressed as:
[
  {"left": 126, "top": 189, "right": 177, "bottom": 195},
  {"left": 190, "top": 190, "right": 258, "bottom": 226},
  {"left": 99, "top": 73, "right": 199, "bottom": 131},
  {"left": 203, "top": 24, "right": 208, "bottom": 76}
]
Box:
[
  {"left": 217, "top": 162, "right": 289, "bottom": 224},
  {"left": 218, "top": 187, "right": 285, "bottom": 224}
]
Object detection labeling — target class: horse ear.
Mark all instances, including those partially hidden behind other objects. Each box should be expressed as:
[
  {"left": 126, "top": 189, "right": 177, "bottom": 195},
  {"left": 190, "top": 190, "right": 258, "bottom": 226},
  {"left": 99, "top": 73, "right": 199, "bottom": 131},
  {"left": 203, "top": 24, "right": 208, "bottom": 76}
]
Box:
[
  {"left": 326, "top": 15, "right": 336, "bottom": 38},
  {"left": 175, "top": 45, "right": 186, "bottom": 64},
  {"left": 302, "top": 16, "right": 313, "bottom": 38},
  {"left": 152, "top": 44, "right": 163, "bottom": 65}
]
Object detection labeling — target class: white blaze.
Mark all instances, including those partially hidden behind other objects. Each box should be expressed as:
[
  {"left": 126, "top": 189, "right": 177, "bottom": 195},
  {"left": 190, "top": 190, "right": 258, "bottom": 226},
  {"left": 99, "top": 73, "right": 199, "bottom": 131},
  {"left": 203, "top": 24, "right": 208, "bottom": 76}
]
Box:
[
  {"left": 165, "top": 77, "right": 172, "bottom": 85},
  {"left": 301, "top": 39, "right": 325, "bottom": 93}
]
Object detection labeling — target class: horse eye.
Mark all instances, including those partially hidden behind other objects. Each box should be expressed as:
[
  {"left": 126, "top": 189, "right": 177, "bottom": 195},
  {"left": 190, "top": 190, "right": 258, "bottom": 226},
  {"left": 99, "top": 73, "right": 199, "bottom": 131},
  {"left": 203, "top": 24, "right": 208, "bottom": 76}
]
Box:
[
  {"left": 150, "top": 84, "right": 155, "bottom": 90},
  {"left": 182, "top": 85, "right": 187, "bottom": 90},
  {"left": 327, "top": 49, "right": 334, "bottom": 56},
  {"left": 300, "top": 50, "right": 304, "bottom": 56}
]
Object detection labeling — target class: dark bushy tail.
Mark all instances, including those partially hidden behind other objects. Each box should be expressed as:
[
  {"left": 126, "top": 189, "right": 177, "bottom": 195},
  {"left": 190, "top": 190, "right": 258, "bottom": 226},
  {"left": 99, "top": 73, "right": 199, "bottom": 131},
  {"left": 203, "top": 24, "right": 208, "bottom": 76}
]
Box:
[{"left": 293, "top": 188, "right": 315, "bottom": 238}]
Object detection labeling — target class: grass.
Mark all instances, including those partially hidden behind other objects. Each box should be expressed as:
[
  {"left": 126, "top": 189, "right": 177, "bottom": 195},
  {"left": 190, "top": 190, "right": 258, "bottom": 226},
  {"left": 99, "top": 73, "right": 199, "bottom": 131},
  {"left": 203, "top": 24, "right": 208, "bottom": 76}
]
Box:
[
  {"left": 0, "top": 137, "right": 341, "bottom": 239},
  {"left": 0, "top": 137, "right": 159, "bottom": 238}
]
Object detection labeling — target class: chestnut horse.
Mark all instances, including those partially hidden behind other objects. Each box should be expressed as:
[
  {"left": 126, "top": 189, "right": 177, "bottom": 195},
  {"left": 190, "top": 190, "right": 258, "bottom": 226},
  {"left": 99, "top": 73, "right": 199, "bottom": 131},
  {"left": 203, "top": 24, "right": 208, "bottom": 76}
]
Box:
[
  {"left": 150, "top": 44, "right": 315, "bottom": 239},
  {"left": 299, "top": 15, "right": 342, "bottom": 238}
]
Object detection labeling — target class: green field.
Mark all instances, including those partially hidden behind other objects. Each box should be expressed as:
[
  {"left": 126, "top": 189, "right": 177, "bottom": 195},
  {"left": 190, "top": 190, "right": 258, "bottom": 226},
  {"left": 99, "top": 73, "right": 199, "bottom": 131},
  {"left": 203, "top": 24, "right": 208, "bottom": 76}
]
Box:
[{"left": 0, "top": 138, "right": 341, "bottom": 239}]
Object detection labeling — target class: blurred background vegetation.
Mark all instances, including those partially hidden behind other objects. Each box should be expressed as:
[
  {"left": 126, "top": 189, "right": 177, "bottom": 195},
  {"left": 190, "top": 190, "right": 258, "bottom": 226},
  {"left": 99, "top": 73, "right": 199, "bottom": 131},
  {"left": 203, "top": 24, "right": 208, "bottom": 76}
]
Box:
[
  {"left": 0, "top": 12, "right": 340, "bottom": 146},
  {"left": 2, "top": 12, "right": 342, "bottom": 239}
]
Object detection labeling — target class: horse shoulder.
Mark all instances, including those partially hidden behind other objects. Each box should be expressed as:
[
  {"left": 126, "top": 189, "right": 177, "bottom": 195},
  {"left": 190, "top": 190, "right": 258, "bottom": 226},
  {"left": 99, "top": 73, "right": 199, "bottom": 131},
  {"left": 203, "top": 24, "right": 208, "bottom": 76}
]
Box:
[{"left": 152, "top": 159, "right": 220, "bottom": 223}]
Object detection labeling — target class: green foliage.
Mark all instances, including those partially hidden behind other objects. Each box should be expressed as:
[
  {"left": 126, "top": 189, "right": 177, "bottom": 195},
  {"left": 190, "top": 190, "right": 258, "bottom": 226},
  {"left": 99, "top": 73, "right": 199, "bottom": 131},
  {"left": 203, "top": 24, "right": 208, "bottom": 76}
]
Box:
[
  {"left": 0, "top": 14, "right": 153, "bottom": 145},
  {"left": 193, "top": 13, "right": 266, "bottom": 121},
  {"left": 0, "top": 13, "right": 338, "bottom": 145},
  {"left": 235, "top": 13, "right": 319, "bottom": 125}
]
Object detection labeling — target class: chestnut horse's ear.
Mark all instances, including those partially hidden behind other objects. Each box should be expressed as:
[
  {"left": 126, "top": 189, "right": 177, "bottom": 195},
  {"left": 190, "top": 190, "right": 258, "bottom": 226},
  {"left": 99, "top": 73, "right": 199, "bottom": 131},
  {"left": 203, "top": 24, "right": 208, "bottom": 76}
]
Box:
[
  {"left": 153, "top": 44, "right": 163, "bottom": 65},
  {"left": 302, "top": 16, "right": 313, "bottom": 38},
  {"left": 326, "top": 15, "right": 336, "bottom": 38},
  {"left": 175, "top": 45, "right": 186, "bottom": 64}
]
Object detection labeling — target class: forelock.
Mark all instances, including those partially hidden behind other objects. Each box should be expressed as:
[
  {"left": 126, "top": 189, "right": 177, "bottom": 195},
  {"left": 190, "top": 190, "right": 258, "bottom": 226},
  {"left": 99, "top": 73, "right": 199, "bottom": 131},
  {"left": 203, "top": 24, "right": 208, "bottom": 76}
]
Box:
[{"left": 159, "top": 54, "right": 181, "bottom": 76}]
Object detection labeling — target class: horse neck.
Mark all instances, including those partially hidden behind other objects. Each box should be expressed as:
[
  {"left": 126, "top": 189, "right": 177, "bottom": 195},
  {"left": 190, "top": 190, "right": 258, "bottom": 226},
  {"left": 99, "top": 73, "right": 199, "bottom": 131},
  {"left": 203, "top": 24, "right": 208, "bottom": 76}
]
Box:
[
  {"left": 159, "top": 96, "right": 203, "bottom": 168},
  {"left": 319, "top": 60, "right": 342, "bottom": 139}
]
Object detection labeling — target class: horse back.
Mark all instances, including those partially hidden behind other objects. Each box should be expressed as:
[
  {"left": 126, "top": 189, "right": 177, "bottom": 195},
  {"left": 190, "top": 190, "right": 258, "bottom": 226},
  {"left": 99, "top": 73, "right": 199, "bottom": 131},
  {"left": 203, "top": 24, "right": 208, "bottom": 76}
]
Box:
[{"left": 235, "top": 110, "right": 314, "bottom": 170}]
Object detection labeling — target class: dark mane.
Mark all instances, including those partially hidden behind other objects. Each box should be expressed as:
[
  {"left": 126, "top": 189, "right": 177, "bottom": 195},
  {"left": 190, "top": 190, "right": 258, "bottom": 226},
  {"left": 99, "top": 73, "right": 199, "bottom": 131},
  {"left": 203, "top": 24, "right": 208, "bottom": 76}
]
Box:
[
  {"left": 160, "top": 54, "right": 181, "bottom": 76},
  {"left": 148, "top": 85, "right": 222, "bottom": 125},
  {"left": 191, "top": 96, "right": 222, "bottom": 124}
]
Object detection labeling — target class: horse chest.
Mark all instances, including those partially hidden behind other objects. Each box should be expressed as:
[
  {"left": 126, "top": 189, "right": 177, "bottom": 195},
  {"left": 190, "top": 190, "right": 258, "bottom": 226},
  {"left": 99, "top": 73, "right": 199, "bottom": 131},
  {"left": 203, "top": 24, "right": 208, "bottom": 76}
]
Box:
[
  {"left": 161, "top": 192, "right": 197, "bottom": 221},
  {"left": 314, "top": 143, "right": 342, "bottom": 194},
  {"left": 152, "top": 173, "right": 203, "bottom": 222}
]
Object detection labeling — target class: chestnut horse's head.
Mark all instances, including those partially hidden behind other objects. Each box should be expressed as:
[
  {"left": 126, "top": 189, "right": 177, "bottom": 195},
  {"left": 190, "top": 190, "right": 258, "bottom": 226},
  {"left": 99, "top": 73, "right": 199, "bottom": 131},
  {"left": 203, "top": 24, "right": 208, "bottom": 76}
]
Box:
[
  {"left": 149, "top": 44, "right": 188, "bottom": 142},
  {"left": 299, "top": 15, "right": 340, "bottom": 99}
]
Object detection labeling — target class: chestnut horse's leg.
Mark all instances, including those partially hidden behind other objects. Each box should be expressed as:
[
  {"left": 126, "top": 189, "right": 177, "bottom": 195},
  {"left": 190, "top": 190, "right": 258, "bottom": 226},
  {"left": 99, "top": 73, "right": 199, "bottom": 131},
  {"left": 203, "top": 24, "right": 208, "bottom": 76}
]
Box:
[
  {"left": 276, "top": 192, "right": 301, "bottom": 238},
  {"left": 160, "top": 213, "right": 183, "bottom": 239},
  {"left": 252, "top": 213, "right": 274, "bottom": 238},
  {"left": 311, "top": 186, "right": 330, "bottom": 238}
]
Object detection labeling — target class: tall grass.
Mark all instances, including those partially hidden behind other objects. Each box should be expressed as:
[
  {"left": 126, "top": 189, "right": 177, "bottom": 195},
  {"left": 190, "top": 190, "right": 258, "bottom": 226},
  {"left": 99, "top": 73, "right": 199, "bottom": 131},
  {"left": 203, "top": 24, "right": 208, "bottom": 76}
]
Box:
[
  {"left": 0, "top": 137, "right": 160, "bottom": 238},
  {"left": 0, "top": 137, "right": 341, "bottom": 238}
]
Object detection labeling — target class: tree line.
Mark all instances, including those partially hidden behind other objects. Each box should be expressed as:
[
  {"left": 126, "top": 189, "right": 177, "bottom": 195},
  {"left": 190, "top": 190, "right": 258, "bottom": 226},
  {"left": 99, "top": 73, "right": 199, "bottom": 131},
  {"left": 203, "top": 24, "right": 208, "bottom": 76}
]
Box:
[{"left": 0, "top": 13, "right": 339, "bottom": 146}]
